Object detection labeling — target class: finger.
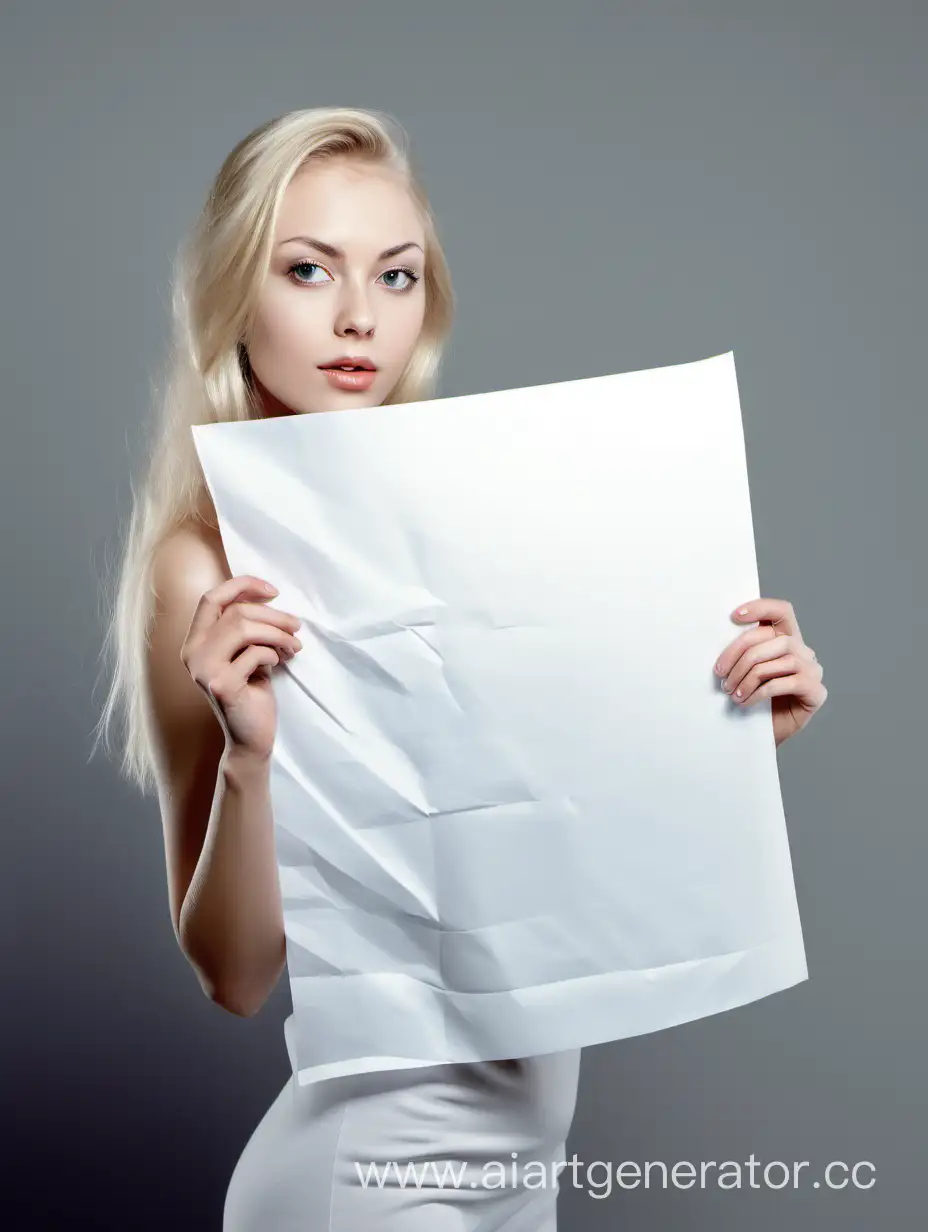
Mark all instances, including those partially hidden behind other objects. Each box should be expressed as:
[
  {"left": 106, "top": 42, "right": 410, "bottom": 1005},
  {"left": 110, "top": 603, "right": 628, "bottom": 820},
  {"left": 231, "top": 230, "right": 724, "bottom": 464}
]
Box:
[
  {"left": 212, "top": 615, "right": 302, "bottom": 666},
  {"left": 191, "top": 621, "right": 300, "bottom": 690},
  {"left": 221, "top": 601, "right": 301, "bottom": 635},
  {"left": 722, "top": 634, "right": 801, "bottom": 691},
  {"left": 727, "top": 655, "right": 803, "bottom": 702},
  {"left": 187, "top": 576, "right": 280, "bottom": 640},
  {"left": 735, "top": 671, "right": 826, "bottom": 711},
  {"left": 715, "top": 625, "right": 776, "bottom": 679},
  {"left": 209, "top": 644, "right": 282, "bottom": 702},
  {"left": 732, "top": 597, "right": 802, "bottom": 640},
  {"left": 731, "top": 671, "right": 803, "bottom": 707}
]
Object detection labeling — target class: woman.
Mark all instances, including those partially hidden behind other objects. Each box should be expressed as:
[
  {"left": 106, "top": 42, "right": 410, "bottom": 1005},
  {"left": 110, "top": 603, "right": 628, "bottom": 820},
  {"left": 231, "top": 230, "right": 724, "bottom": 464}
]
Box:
[{"left": 96, "top": 106, "right": 828, "bottom": 1229}]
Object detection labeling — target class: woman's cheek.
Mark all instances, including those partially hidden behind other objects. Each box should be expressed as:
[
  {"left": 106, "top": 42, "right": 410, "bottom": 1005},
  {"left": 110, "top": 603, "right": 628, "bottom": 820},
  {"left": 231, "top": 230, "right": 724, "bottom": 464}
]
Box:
[{"left": 264, "top": 298, "right": 318, "bottom": 369}]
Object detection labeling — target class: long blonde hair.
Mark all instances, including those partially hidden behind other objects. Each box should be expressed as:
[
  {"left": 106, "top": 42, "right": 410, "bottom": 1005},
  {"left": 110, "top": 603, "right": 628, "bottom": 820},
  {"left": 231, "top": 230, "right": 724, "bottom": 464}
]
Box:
[{"left": 92, "top": 106, "right": 455, "bottom": 795}]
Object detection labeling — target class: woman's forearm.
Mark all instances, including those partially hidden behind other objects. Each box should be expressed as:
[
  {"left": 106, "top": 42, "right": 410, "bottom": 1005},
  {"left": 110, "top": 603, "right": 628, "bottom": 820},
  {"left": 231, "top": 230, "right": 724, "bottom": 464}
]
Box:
[{"left": 178, "top": 745, "right": 286, "bottom": 1016}]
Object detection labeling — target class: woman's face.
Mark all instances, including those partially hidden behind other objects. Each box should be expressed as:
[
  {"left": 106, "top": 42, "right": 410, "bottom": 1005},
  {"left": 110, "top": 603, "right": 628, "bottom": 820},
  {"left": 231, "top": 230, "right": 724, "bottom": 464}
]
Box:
[{"left": 245, "top": 158, "right": 427, "bottom": 416}]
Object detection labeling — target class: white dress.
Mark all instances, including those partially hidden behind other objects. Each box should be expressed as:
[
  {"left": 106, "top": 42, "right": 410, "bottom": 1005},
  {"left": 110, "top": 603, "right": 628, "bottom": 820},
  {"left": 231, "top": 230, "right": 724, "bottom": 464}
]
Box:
[{"left": 223, "top": 1014, "right": 582, "bottom": 1230}]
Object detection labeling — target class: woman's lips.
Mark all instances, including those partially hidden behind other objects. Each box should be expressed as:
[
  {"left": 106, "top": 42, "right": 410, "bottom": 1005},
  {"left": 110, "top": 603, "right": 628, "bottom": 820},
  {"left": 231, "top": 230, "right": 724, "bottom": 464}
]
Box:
[{"left": 319, "top": 367, "right": 377, "bottom": 392}]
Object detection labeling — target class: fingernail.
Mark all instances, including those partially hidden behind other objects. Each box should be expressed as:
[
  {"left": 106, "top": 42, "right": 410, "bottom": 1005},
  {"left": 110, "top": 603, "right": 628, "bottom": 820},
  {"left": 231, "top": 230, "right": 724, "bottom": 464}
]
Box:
[{"left": 264, "top": 582, "right": 278, "bottom": 593}]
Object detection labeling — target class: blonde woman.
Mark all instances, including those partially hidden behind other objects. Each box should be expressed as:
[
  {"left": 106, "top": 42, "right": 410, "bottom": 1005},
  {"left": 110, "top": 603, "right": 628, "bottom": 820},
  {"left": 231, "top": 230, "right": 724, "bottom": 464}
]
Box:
[{"left": 95, "top": 107, "right": 584, "bottom": 1229}]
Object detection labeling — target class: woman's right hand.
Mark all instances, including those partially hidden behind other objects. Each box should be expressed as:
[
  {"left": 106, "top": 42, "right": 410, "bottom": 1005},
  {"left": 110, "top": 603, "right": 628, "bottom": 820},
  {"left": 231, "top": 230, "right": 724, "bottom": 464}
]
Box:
[{"left": 180, "top": 575, "right": 303, "bottom": 761}]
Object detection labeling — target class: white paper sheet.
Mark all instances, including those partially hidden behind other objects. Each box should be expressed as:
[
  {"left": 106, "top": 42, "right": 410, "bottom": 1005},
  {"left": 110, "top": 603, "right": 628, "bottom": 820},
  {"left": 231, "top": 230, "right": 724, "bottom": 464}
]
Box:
[{"left": 191, "top": 350, "right": 807, "bottom": 1086}]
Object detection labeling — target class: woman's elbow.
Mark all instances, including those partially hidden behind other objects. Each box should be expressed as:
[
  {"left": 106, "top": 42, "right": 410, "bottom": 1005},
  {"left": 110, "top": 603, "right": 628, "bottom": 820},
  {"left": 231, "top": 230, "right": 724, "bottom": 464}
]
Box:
[
  {"left": 200, "top": 959, "right": 281, "bottom": 1017},
  {"left": 209, "top": 983, "right": 265, "bottom": 1018}
]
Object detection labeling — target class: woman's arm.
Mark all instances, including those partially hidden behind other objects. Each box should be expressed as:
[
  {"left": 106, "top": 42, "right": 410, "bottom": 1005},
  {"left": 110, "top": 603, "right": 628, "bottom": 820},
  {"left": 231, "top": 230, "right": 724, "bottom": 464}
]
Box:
[{"left": 145, "top": 526, "right": 286, "bottom": 1016}]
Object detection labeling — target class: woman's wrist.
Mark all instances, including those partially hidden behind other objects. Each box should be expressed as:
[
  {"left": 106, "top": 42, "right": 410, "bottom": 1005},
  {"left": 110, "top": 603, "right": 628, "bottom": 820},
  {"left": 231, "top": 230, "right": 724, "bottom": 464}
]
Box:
[{"left": 221, "top": 741, "right": 273, "bottom": 785}]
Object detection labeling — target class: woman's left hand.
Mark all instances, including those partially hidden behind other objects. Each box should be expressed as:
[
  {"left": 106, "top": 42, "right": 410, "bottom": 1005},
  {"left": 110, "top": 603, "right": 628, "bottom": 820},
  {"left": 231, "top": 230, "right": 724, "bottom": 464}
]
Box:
[{"left": 714, "top": 597, "right": 828, "bottom": 748}]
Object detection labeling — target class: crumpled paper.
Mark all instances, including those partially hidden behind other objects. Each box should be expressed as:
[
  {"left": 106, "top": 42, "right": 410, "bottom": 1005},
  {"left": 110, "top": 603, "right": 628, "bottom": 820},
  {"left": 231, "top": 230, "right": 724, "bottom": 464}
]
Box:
[{"left": 191, "top": 350, "right": 807, "bottom": 1086}]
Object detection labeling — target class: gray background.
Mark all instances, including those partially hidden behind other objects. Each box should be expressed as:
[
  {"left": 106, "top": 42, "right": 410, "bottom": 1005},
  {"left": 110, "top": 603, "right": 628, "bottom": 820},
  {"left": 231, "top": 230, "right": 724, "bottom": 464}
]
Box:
[{"left": 2, "top": 1, "right": 924, "bottom": 1227}]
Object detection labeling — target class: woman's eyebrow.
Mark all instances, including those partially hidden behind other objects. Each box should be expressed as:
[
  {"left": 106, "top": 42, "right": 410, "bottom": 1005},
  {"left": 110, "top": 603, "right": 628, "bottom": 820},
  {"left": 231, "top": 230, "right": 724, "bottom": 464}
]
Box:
[{"left": 277, "top": 236, "right": 423, "bottom": 260}]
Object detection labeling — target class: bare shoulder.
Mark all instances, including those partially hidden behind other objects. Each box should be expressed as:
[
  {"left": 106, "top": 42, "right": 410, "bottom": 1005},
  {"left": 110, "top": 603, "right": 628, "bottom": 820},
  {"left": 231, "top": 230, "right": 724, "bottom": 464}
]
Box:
[
  {"left": 147, "top": 517, "right": 231, "bottom": 935},
  {"left": 151, "top": 518, "right": 231, "bottom": 612},
  {"left": 148, "top": 517, "right": 231, "bottom": 704}
]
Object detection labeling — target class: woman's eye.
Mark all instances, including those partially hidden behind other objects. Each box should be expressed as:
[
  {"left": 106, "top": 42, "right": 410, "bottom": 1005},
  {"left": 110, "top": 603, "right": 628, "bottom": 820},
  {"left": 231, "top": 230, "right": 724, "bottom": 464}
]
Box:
[
  {"left": 378, "top": 268, "right": 420, "bottom": 292},
  {"left": 288, "top": 261, "right": 331, "bottom": 285},
  {"left": 287, "top": 261, "right": 420, "bottom": 292}
]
